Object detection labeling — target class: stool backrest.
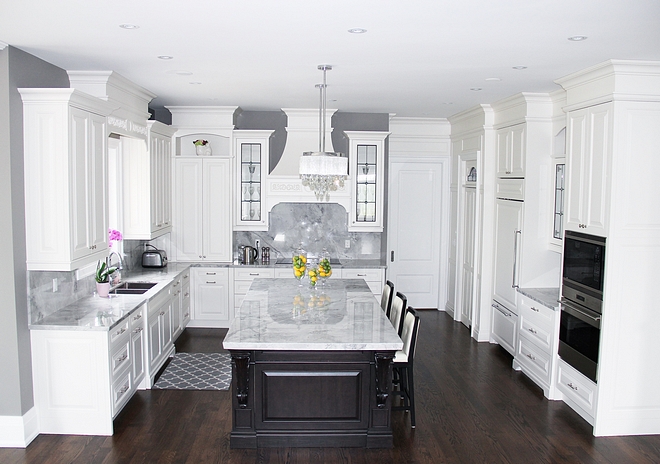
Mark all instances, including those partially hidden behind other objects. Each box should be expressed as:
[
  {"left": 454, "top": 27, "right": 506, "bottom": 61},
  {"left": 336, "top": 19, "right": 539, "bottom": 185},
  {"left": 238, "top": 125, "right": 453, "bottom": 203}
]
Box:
[
  {"left": 389, "top": 291, "right": 408, "bottom": 336},
  {"left": 381, "top": 280, "right": 394, "bottom": 317},
  {"left": 400, "top": 308, "right": 420, "bottom": 364}
]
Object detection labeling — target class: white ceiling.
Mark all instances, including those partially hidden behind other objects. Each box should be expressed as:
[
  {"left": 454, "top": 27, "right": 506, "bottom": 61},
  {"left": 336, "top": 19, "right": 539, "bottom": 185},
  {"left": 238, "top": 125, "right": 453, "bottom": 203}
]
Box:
[{"left": 2, "top": 0, "right": 660, "bottom": 118}]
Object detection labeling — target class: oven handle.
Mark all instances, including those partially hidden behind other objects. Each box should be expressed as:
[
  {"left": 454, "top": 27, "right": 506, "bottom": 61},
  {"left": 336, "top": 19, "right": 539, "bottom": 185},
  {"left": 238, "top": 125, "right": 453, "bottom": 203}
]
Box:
[{"left": 561, "top": 299, "right": 601, "bottom": 328}]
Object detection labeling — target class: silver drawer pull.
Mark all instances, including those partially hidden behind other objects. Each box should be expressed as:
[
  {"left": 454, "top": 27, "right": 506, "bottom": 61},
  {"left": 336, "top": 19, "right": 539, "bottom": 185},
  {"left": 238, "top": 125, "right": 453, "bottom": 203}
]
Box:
[
  {"left": 206, "top": 272, "right": 216, "bottom": 275},
  {"left": 118, "top": 384, "right": 129, "bottom": 396},
  {"left": 160, "top": 311, "right": 165, "bottom": 316},
  {"left": 206, "top": 281, "right": 216, "bottom": 284},
  {"left": 249, "top": 273, "right": 260, "bottom": 276},
  {"left": 184, "top": 292, "right": 189, "bottom": 297},
  {"left": 115, "top": 327, "right": 126, "bottom": 336},
  {"left": 531, "top": 306, "right": 540, "bottom": 312},
  {"left": 568, "top": 382, "right": 578, "bottom": 391},
  {"left": 526, "top": 353, "right": 536, "bottom": 361},
  {"left": 133, "top": 314, "right": 142, "bottom": 320},
  {"left": 357, "top": 273, "right": 367, "bottom": 277},
  {"left": 133, "top": 327, "right": 143, "bottom": 334},
  {"left": 184, "top": 313, "right": 190, "bottom": 318},
  {"left": 116, "top": 353, "right": 128, "bottom": 364},
  {"left": 184, "top": 275, "right": 189, "bottom": 279},
  {"left": 528, "top": 328, "right": 537, "bottom": 335}
]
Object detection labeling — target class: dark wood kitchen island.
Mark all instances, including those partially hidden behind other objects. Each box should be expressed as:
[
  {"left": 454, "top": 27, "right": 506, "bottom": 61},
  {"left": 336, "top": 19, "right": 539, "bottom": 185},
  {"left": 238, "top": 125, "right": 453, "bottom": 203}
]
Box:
[{"left": 222, "top": 278, "right": 403, "bottom": 448}]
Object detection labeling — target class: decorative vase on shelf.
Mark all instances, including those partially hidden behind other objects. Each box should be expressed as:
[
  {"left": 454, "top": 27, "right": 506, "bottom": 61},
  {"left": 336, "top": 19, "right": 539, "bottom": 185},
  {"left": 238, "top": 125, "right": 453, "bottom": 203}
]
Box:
[
  {"left": 194, "top": 140, "right": 211, "bottom": 156},
  {"left": 96, "top": 282, "right": 110, "bottom": 298}
]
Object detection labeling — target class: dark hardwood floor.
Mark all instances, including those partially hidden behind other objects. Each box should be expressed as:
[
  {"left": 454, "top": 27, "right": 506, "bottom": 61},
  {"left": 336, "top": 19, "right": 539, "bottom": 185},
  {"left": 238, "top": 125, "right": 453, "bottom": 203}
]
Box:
[{"left": 4, "top": 311, "right": 660, "bottom": 463}]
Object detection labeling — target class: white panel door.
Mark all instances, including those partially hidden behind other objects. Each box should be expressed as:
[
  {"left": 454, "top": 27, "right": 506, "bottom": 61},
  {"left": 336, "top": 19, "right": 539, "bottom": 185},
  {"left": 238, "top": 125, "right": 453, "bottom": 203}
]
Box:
[
  {"left": 203, "top": 159, "right": 232, "bottom": 262},
  {"left": 387, "top": 160, "right": 445, "bottom": 308},
  {"left": 460, "top": 187, "right": 477, "bottom": 327},
  {"left": 492, "top": 198, "right": 523, "bottom": 311},
  {"left": 174, "top": 159, "right": 204, "bottom": 260}
]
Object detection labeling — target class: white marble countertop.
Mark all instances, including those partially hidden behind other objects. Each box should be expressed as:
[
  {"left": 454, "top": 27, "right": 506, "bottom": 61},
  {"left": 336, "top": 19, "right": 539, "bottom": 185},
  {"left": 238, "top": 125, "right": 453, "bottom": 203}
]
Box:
[
  {"left": 29, "top": 264, "right": 191, "bottom": 331},
  {"left": 517, "top": 287, "right": 560, "bottom": 311},
  {"left": 223, "top": 278, "right": 403, "bottom": 351}
]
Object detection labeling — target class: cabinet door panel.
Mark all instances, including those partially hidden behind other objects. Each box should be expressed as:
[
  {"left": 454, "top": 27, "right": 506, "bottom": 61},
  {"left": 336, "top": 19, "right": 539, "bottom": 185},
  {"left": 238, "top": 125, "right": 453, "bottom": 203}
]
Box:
[
  {"left": 195, "top": 282, "right": 230, "bottom": 321},
  {"left": 70, "top": 108, "right": 91, "bottom": 261},
  {"left": 174, "top": 159, "right": 204, "bottom": 260},
  {"left": 493, "top": 199, "right": 523, "bottom": 310},
  {"left": 88, "top": 113, "right": 108, "bottom": 252},
  {"left": 203, "top": 159, "right": 232, "bottom": 262}
]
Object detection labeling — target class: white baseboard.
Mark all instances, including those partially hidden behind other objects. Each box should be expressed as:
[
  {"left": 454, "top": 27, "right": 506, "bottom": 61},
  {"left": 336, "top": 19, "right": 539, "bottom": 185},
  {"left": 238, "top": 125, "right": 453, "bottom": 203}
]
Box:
[{"left": 0, "top": 407, "right": 39, "bottom": 448}]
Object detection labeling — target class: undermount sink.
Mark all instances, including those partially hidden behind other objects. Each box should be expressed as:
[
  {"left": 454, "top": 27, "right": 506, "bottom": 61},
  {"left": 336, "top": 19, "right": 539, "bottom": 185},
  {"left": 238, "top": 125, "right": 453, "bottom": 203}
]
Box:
[{"left": 111, "top": 282, "right": 158, "bottom": 295}]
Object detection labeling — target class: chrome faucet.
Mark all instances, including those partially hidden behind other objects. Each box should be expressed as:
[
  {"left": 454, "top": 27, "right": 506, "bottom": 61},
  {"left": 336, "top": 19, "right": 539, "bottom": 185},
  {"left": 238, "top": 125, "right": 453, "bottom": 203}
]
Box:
[{"left": 108, "top": 251, "right": 125, "bottom": 271}]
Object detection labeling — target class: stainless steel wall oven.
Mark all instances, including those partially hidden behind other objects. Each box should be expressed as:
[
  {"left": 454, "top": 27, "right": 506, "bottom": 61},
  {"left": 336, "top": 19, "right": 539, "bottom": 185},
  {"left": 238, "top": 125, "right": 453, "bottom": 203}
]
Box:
[{"left": 559, "top": 231, "right": 606, "bottom": 382}]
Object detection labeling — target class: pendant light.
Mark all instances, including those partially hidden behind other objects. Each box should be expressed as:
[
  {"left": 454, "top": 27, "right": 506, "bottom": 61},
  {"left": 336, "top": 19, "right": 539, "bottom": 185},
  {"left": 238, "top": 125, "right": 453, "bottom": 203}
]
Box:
[{"left": 299, "top": 65, "right": 348, "bottom": 201}]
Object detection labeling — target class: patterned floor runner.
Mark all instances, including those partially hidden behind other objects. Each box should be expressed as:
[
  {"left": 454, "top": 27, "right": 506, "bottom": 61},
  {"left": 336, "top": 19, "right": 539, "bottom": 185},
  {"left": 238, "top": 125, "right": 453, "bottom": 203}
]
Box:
[{"left": 153, "top": 352, "right": 231, "bottom": 391}]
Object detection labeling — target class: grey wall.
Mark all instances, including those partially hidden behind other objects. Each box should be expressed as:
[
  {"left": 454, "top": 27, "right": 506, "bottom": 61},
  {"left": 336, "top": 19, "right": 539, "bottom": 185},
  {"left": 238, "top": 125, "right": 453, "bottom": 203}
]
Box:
[
  {"left": 0, "top": 45, "right": 69, "bottom": 416},
  {"left": 235, "top": 110, "right": 287, "bottom": 174}
]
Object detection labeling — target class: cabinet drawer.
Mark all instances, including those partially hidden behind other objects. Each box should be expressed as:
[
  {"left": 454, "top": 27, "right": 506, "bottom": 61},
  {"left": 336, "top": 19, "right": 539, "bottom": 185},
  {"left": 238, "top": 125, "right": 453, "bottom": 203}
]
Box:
[
  {"left": 195, "top": 267, "right": 229, "bottom": 279},
  {"left": 516, "top": 336, "right": 551, "bottom": 384},
  {"left": 274, "top": 268, "right": 293, "bottom": 278},
  {"left": 340, "top": 268, "right": 381, "bottom": 282},
  {"left": 234, "top": 268, "right": 275, "bottom": 280},
  {"left": 518, "top": 294, "right": 555, "bottom": 328},
  {"left": 111, "top": 370, "right": 132, "bottom": 417},
  {"left": 130, "top": 306, "right": 145, "bottom": 329},
  {"left": 519, "top": 314, "right": 553, "bottom": 351},
  {"left": 109, "top": 319, "right": 130, "bottom": 345},
  {"left": 110, "top": 340, "right": 131, "bottom": 380},
  {"left": 557, "top": 359, "right": 597, "bottom": 420},
  {"left": 235, "top": 280, "right": 256, "bottom": 295}
]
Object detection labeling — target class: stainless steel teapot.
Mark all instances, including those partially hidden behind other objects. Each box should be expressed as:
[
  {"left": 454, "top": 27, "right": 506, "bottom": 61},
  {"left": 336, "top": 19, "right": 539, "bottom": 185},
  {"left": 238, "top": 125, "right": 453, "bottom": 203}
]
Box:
[{"left": 241, "top": 245, "right": 258, "bottom": 264}]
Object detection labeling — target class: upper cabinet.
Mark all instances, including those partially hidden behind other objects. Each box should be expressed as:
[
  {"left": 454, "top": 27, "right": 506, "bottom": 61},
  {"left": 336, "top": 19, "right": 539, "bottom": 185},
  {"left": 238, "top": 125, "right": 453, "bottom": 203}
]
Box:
[
  {"left": 564, "top": 103, "right": 611, "bottom": 236},
  {"left": 20, "top": 88, "right": 113, "bottom": 271},
  {"left": 234, "top": 130, "right": 273, "bottom": 231},
  {"left": 122, "top": 121, "right": 176, "bottom": 240},
  {"left": 496, "top": 124, "right": 525, "bottom": 177},
  {"left": 345, "top": 131, "right": 389, "bottom": 232}
]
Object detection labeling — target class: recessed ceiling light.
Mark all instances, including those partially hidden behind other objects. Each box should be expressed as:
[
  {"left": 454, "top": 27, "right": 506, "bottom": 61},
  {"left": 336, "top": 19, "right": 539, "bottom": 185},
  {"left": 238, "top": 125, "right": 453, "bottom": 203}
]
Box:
[
  {"left": 348, "top": 28, "right": 367, "bottom": 34},
  {"left": 568, "top": 35, "right": 588, "bottom": 41},
  {"left": 512, "top": 66, "right": 527, "bottom": 70},
  {"left": 189, "top": 82, "right": 202, "bottom": 85},
  {"left": 119, "top": 24, "right": 139, "bottom": 29},
  {"left": 443, "top": 102, "right": 454, "bottom": 105},
  {"left": 485, "top": 77, "right": 501, "bottom": 81},
  {"left": 470, "top": 88, "right": 482, "bottom": 91},
  {"left": 157, "top": 55, "right": 174, "bottom": 60},
  {"left": 166, "top": 70, "right": 193, "bottom": 75}
]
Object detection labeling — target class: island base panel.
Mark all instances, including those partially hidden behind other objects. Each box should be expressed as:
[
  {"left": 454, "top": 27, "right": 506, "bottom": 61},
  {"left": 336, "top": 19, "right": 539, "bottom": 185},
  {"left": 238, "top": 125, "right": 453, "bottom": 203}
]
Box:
[{"left": 229, "top": 350, "right": 394, "bottom": 448}]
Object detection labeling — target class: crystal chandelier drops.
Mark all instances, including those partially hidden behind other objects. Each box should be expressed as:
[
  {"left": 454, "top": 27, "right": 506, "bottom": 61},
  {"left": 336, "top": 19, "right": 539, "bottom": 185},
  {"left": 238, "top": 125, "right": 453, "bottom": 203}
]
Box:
[{"left": 299, "top": 65, "right": 348, "bottom": 201}]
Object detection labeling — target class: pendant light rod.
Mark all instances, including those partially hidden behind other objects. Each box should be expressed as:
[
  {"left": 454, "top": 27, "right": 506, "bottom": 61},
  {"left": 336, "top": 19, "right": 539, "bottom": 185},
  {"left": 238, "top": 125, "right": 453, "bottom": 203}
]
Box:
[{"left": 318, "top": 64, "right": 331, "bottom": 153}]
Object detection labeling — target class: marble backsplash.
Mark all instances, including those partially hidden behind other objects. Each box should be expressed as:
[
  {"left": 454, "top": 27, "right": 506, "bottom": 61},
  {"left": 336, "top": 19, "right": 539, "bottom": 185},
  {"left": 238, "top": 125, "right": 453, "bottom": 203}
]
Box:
[
  {"left": 27, "top": 239, "right": 147, "bottom": 324},
  {"left": 234, "top": 202, "right": 384, "bottom": 262}
]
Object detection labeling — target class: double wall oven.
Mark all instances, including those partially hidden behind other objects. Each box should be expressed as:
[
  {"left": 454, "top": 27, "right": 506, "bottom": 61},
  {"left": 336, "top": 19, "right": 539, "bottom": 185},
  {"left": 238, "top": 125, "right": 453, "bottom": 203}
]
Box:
[{"left": 559, "top": 231, "right": 606, "bottom": 383}]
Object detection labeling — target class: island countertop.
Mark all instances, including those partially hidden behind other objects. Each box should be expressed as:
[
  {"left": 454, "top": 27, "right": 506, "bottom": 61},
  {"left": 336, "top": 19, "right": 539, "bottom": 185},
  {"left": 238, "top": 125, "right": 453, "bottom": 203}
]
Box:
[{"left": 223, "top": 278, "right": 403, "bottom": 351}]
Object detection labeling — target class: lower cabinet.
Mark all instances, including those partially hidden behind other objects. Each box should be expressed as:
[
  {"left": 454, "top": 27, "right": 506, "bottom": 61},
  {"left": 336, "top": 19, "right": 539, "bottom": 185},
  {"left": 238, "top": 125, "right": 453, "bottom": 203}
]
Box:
[
  {"left": 556, "top": 358, "right": 597, "bottom": 425},
  {"left": 146, "top": 285, "right": 175, "bottom": 387},
  {"left": 234, "top": 267, "right": 275, "bottom": 310},
  {"left": 189, "top": 267, "right": 231, "bottom": 328},
  {"left": 490, "top": 300, "right": 518, "bottom": 356},
  {"left": 30, "top": 302, "right": 147, "bottom": 436},
  {"left": 512, "top": 294, "right": 560, "bottom": 399}
]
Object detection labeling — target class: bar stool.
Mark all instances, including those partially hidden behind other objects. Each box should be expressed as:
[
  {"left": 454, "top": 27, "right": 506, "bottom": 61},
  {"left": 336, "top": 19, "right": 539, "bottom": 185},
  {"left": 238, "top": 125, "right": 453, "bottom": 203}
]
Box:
[
  {"left": 389, "top": 291, "right": 407, "bottom": 337},
  {"left": 380, "top": 280, "right": 394, "bottom": 318},
  {"left": 392, "top": 307, "right": 420, "bottom": 428}
]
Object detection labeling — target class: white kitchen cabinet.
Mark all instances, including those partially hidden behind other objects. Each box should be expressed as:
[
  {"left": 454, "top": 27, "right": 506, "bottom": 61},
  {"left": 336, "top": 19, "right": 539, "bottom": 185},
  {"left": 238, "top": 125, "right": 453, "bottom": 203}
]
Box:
[
  {"left": 130, "top": 305, "right": 146, "bottom": 390},
  {"left": 564, "top": 103, "right": 611, "bottom": 236},
  {"left": 31, "top": 312, "right": 137, "bottom": 435},
  {"left": 490, "top": 300, "right": 517, "bottom": 356},
  {"left": 182, "top": 271, "right": 191, "bottom": 328},
  {"left": 190, "top": 267, "right": 231, "bottom": 328},
  {"left": 20, "top": 88, "right": 113, "bottom": 271},
  {"left": 170, "top": 267, "right": 191, "bottom": 341},
  {"left": 496, "top": 124, "right": 525, "bottom": 177},
  {"left": 492, "top": 198, "right": 523, "bottom": 311},
  {"left": 122, "top": 121, "right": 175, "bottom": 240},
  {"left": 512, "top": 294, "right": 559, "bottom": 398},
  {"left": 234, "top": 130, "right": 273, "bottom": 231},
  {"left": 340, "top": 268, "right": 385, "bottom": 299},
  {"left": 146, "top": 285, "right": 174, "bottom": 387},
  {"left": 556, "top": 358, "right": 597, "bottom": 425},
  {"left": 233, "top": 267, "right": 275, "bottom": 310},
  {"left": 345, "top": 131, "right": 389, "bottom": 232},
  {"left": 173, "top": 158, "right": 232, "bottom": 262}
]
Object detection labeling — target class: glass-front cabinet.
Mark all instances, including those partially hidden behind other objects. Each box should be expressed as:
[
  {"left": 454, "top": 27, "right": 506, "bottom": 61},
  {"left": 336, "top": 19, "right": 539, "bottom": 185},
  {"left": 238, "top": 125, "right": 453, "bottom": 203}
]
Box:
[
  {"left": 234, "top": 130, "right": 273, "bottom": 230},
  {"left": 345, "top": 131, "right": 389, "bottom": 232}
]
